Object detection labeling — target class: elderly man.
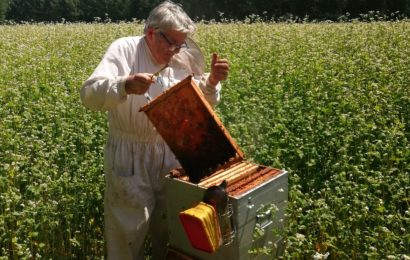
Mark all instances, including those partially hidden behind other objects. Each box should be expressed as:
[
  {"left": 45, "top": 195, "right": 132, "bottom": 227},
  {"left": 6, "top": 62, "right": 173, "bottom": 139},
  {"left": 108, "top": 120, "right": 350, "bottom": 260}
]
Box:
[{"left": 80, "top": 1, "right": 229, "bottom": 259}]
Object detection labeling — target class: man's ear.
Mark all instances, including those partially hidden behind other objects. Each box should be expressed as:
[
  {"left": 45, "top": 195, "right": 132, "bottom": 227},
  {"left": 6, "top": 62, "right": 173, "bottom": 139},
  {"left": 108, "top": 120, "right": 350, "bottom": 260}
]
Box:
[{"left": 146, "top": 27, "right": 155, "bottom": 40}]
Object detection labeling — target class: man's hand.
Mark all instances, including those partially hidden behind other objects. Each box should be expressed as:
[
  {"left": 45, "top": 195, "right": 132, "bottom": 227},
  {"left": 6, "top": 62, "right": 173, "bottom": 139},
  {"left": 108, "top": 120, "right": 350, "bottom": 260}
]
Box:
[
  {"left": 125, "top": 73, "right": 155, "bottom": 95},
  {"left": 208, "top": 53, "right": 230, "bottom": 87}
]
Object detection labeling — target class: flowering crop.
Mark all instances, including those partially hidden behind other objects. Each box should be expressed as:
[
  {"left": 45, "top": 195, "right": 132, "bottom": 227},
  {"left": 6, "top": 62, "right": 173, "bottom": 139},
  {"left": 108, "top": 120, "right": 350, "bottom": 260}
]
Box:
[{"left": 0, "top": 21, "right": 409, "bottom": 259}]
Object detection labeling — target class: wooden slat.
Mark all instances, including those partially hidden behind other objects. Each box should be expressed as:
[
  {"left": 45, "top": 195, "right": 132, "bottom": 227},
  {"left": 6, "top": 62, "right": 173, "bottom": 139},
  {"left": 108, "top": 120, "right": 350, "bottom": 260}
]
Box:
[
  {"left": 225, "top": 165, "right": 260, "bottom": 186},
  {"left": 199, "top": 162, "right": 249, "bottom": 187}
]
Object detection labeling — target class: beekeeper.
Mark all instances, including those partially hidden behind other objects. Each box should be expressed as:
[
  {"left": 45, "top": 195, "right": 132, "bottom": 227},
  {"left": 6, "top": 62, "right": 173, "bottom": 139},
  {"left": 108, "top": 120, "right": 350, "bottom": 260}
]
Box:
[{"left": 80, "top": 1, "right": 229, "bottom": 259}]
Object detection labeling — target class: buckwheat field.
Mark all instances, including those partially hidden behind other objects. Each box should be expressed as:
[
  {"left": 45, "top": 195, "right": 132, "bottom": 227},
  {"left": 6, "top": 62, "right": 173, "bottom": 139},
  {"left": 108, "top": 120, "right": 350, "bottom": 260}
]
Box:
[{"left": 1, "top": 21, "right": 409, "bottom": 259}]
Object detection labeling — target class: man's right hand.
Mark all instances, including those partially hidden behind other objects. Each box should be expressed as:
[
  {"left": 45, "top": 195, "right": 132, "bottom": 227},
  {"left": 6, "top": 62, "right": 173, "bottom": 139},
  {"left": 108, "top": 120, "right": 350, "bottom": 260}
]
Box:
[{"left": 125, "top": 73, "right": 155, "bottom": 95}]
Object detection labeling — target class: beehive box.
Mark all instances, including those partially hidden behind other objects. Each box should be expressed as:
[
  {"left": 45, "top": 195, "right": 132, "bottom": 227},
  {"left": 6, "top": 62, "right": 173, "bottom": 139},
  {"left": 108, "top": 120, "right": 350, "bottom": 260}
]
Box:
[{"left": 140, "top": 76, "right": 288, "bottom": 259}]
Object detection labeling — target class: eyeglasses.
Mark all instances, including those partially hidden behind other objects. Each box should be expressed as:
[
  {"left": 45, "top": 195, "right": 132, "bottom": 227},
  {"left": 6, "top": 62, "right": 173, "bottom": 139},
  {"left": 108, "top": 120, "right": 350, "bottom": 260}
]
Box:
[{"left": 158, "top": 31, "right": 188, "bottom": 52}]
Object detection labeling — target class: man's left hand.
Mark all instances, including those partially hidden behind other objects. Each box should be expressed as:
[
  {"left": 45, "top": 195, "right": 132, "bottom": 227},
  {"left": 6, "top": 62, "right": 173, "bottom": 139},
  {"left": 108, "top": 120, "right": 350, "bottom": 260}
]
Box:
[{"left": 208, "top": 53, "right": 229, "bottom": 87}]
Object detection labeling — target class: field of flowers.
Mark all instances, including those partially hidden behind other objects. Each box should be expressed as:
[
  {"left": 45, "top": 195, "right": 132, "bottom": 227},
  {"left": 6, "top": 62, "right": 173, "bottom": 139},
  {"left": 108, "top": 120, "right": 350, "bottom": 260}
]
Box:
[{"left": 0, "top": 21, "right": 409, "bottom": 259}]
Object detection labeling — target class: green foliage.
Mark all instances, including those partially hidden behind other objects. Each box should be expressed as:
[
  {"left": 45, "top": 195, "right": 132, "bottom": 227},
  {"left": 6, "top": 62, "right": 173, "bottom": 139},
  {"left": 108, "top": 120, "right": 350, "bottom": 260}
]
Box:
[
  {"left": 3, "top": 0, "right": 410, "bottom": 22},
  {"left": 6, "top": 0, "right": 136, "bottom": 22},
  {"left": 198, "top": 21, "right": 409, "bottom": 258},
  {"left": 0, "top": 0, "right": 8, "bottom": 21},
  {"left": 1, "top": 21, "right": 409, "bottom": 258},
  {"left": 0, "top": 23, "right": 138, "bottom": 258}
]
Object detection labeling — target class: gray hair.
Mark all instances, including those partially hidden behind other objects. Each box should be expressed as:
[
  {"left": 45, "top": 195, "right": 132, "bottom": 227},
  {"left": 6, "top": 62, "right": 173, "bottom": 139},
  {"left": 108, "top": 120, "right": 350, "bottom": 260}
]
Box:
[{"left": 144, "top": 1, "right": 195, "bottom": 35}]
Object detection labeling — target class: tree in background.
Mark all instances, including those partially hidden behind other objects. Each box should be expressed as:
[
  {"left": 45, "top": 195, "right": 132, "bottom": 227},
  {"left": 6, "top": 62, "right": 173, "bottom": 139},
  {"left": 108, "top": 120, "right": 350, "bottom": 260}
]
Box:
[
  {"left": 128, "top": 0, "right": 162, "bottom": 21},
  {"left": 5, "top": 0, "right": 135, "bottom": 22},
  {"left": 77, "top": 0, "right": 135, "bottom": 21},
  {"left": 6, "top": 0, "right": 60, "bottom": 21},
  {"left": 0, "top": 0, "right": 8, "bottom": 21},
  {"left": 3, "top": 0, "right": 410, "bottom": 23},
  {"left": 58, "top": 0, "right": 80, "bottom": 21}
]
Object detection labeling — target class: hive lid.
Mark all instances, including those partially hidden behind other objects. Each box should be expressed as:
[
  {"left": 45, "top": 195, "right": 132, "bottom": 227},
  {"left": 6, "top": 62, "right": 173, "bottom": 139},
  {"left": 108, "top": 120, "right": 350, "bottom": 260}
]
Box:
[{"left": 140, "top": 76, "right": 244, "bottom": 183}]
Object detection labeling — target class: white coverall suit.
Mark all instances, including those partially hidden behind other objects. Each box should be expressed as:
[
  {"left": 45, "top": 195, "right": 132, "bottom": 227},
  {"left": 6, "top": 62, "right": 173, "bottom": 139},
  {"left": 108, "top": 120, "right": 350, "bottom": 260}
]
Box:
[{"left": 80, "top": 36, "right": 221, "bottom": 259}]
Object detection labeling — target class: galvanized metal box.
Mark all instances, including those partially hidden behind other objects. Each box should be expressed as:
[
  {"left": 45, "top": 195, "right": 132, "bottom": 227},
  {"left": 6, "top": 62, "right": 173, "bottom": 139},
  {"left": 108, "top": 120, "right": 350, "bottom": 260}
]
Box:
[{"left": 140, "top": 77, "right": 288, "bottom": 259}]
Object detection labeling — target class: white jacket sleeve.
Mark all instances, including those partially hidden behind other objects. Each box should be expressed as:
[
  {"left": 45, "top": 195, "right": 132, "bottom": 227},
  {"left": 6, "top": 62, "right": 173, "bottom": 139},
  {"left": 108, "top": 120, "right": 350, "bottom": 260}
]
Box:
[
  {"left": 197, "top": 73, "right": 221, "bottom": 107},
  {"left": 80, "top": 38, "right": 133, "bottom": 111}
]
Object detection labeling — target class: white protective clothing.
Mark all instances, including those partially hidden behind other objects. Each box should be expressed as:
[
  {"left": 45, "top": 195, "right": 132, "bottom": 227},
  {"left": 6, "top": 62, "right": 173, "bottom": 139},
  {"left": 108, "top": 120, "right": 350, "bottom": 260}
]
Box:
[{"left": 80, "top": 36, "right": 221, "bottom": 260}]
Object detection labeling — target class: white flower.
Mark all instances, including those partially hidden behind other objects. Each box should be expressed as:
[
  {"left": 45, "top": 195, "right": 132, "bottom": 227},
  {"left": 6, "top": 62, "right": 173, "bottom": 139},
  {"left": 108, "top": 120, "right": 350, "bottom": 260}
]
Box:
[
  {"left": 313, "top": 251, "right": 330, "bottom": 259},
  {"left": 382, "top": 226, "right": 390, "bottom": 233},
  {"left": 295, "top": 233, "right": 305, "bottom": 241}
]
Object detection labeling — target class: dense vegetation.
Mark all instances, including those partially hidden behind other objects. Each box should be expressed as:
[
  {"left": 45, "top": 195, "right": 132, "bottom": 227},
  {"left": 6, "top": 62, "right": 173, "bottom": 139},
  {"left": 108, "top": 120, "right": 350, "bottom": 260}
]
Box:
[
  {"left": 1, "top": 0, "right": 410, "bottom": 22},
  {"left": 1, "top": 21, "right": 409, "bottom": 259}
]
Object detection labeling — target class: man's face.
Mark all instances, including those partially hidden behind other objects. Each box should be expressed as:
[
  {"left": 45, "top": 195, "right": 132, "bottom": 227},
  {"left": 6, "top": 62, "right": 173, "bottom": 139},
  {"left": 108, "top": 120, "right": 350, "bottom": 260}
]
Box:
[{"left": 146, "top": 28, "right": 187, "bottom": 65}]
